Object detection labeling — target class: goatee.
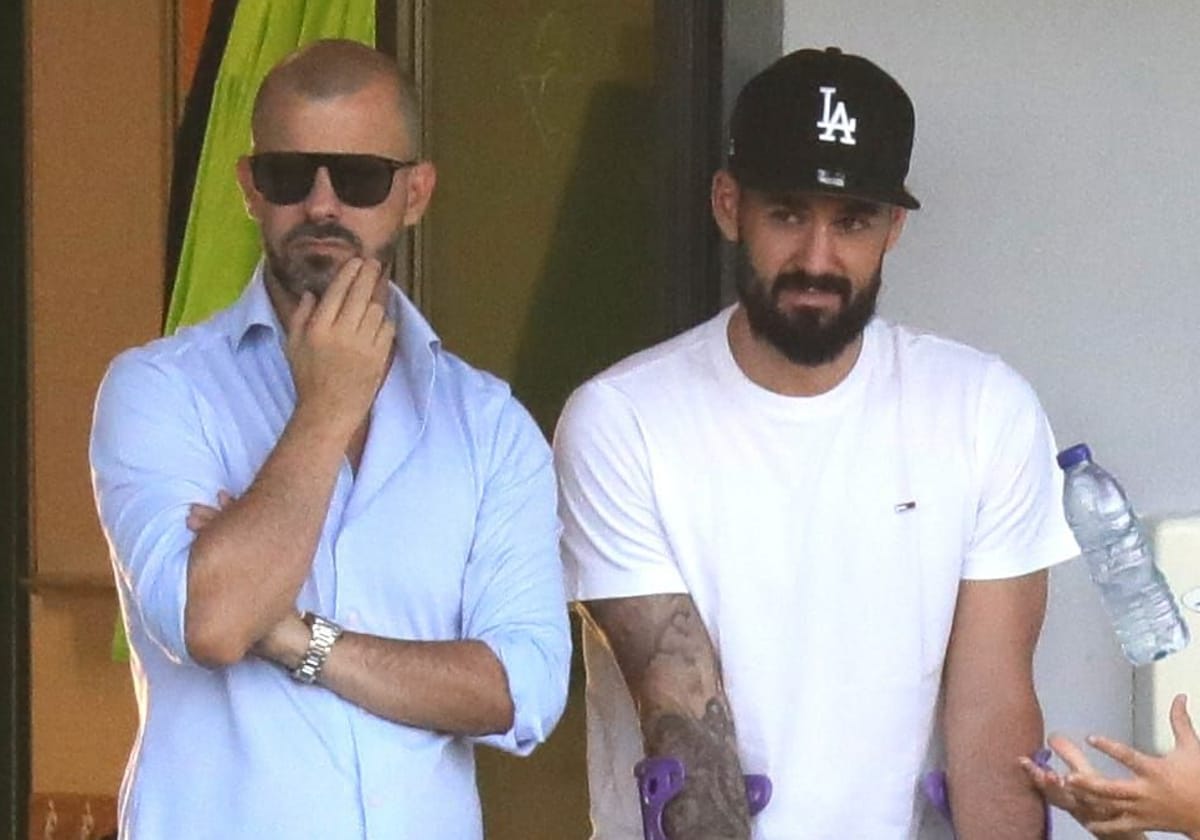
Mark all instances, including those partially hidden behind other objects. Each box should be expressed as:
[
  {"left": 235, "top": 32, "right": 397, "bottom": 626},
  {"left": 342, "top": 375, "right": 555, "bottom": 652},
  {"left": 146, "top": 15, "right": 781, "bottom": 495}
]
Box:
[{"left": 265, "top": 222, "right": 366, "bottom": 299}]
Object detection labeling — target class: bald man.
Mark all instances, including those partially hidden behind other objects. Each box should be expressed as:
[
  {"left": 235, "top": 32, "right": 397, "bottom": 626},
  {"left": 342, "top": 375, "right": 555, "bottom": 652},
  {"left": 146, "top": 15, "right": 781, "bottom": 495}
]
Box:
[{"left": 90, "top": 40, "right": 570, "bottom": 839}]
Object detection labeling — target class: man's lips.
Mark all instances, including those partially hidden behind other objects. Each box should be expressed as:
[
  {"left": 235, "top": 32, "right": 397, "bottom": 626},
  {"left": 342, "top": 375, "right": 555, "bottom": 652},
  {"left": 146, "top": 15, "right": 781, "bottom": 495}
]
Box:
[
  {"left": 294, "top": 236, "right": 353, "bottom": 249},
  {"left": 776, "top": 286, "right": 843, "bottom": 307}
]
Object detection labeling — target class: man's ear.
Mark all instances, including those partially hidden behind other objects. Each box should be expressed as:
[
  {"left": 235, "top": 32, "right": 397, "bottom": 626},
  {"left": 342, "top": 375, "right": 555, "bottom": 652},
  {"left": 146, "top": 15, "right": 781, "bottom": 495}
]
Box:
[
  {"left": 401, "top": 161, "right": 437, "bottom": 227},
  {"left": 235, "top": 156, "right": 262, "bottom": 221},
  {"left": 883, "top": 206, "right": 908, "bottom": 252},
  {"left": 710, "top": 169, "right": 742, "bottom": 243}
]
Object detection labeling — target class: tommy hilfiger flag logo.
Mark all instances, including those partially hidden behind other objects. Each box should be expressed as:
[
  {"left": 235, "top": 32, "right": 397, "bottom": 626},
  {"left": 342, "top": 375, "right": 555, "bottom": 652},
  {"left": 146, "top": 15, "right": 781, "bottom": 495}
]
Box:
[{"left": 816, "top": 86, "right": 857, "bottom": 145}]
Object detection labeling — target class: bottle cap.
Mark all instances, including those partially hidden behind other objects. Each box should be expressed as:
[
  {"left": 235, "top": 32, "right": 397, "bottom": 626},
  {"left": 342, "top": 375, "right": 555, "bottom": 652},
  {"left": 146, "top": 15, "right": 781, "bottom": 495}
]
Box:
[{"left": 1056, "top": 443, "right": 1092, "bottom": 470}]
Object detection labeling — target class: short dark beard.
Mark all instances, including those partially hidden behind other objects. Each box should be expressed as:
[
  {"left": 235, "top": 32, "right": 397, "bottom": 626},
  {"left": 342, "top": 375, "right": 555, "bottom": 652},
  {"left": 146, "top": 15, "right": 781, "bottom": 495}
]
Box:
[
  {"left": 734, "top": 244, "right": 881, "bottom": 366},
  {"left": 264, "top": 222, "right": 395, "bottom": 299}
]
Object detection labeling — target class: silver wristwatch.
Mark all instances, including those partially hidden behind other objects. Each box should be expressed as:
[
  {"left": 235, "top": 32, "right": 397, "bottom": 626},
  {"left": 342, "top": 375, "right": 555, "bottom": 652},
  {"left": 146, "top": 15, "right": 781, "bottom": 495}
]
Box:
[{"left": 290, "top": 612, "right": 343, "bottom": 684}]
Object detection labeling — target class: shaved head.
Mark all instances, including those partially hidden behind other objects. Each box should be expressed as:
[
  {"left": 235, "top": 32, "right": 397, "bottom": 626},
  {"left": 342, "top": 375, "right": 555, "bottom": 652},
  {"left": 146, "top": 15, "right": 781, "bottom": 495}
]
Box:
[{"left": 252, "top": 39, "right": 420, "bottom": 150}]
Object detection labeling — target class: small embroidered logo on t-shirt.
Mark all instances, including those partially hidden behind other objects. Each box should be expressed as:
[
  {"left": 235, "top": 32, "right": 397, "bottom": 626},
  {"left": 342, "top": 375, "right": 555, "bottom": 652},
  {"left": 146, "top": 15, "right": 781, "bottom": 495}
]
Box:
[{"left": 894, "top": 500, "right": 917, "bottom": 513}]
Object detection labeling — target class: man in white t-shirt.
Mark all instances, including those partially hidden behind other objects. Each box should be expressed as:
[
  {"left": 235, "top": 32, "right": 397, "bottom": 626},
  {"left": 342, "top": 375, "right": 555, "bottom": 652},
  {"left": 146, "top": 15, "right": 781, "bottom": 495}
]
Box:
[{"left": 554, "top": 47, "right": 1077, "bottom": 840}]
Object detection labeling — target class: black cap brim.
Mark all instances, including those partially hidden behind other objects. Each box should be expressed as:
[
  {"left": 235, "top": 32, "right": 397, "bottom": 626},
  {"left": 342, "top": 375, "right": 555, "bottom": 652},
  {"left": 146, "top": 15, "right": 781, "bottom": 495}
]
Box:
[{"left": 732, "top": 161, "right": 921, "bottom": 210}]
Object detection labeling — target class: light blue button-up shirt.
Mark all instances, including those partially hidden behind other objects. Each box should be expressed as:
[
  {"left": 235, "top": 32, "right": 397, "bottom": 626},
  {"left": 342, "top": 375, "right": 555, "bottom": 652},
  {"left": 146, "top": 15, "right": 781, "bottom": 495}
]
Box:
[{"left": 90, "top": 266, "right": 571, "bottom": 839}]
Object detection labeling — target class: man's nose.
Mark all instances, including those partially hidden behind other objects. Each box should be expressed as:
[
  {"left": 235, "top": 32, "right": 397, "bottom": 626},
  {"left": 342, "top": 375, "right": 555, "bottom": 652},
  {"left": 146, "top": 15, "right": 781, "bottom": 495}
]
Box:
[
  {"left": 793, "top": 225, "right": 838, "bottom": 276},
  {"left": 302, "top": 166, "right": 342, "bottom": 219}
]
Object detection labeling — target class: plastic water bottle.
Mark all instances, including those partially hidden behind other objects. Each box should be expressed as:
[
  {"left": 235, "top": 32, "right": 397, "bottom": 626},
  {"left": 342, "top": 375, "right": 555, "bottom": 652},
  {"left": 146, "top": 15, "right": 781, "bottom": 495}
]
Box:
[{"left": 1057, "top": 443, "right": 1189, "bottom": 666}]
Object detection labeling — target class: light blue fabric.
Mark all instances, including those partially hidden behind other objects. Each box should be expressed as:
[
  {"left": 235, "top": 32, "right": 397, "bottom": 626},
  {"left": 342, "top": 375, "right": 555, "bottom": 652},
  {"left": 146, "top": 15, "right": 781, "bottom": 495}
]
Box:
[{"left": 89, "top": 265, "right": 571, "bottom": 839}]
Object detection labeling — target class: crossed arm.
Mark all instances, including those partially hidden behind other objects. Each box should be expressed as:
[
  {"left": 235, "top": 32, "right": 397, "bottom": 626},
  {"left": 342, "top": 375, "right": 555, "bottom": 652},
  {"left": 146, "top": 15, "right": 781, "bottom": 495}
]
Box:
[
  {"left": 580, "top": 593, "right": 751, "bottom": 840},
  {"left": 93, "top": 260, "right": 568, "bottom": 739},
  {"left": 184, "top": 259, "right": 394, "bottom": 665},
  {"left": 184, "top": 495, "right": 515, "bottom": 735}
]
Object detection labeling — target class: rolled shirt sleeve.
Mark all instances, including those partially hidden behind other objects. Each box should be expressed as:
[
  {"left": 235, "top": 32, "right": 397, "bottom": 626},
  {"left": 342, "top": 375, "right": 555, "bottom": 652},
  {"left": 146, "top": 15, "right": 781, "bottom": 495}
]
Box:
[
  {"left": 89, "top": 348, "right": 225, "bottom": 665},
  {"left": 462, "top": 396, "right": 572, "bottom": 755}
]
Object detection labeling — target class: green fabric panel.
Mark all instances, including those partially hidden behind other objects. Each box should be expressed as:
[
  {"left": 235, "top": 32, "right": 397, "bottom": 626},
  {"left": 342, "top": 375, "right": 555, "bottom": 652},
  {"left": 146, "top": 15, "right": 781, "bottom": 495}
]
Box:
[
  {"left": 164, "top": 0, "right": 376, "bottom": 333},
  {"left": 114, "top": 0, "right": 376, "bottom": 663}
]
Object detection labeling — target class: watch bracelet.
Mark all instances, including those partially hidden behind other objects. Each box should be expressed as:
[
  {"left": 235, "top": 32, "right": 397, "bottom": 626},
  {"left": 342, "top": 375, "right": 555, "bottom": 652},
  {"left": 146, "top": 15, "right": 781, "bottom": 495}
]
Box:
[{"left": 290, "top": 612, "right": 342, "bottom": 684}]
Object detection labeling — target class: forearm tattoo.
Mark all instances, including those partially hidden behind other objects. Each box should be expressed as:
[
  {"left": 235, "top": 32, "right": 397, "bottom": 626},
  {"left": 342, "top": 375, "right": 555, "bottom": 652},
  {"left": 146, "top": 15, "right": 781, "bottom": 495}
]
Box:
[
  {"left": 584, "top": 595, "right": 751, "bottom": 839},
  {"left": 651, "top": 698, "right": 751, "bottom": 838}
]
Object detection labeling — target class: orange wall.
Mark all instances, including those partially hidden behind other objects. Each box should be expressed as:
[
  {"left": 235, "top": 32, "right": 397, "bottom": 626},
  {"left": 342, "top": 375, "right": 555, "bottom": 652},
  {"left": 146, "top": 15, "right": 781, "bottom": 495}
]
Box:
[
  {"left": 178, "top": 0, "right": 215, "bottom": 100},
  {"left": 27, "top": 0, "right": 170, "bottom": 797}
]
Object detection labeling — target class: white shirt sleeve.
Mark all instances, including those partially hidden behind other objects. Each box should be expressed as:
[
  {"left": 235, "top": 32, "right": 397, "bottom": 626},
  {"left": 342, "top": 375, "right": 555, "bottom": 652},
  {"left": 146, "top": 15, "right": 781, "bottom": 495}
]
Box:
[
  {"left": 962, "top": 360, "right": 1079, "bottom": 580},
  {"left": 553, "top": 379, "right": 689, "bottom": 601}
]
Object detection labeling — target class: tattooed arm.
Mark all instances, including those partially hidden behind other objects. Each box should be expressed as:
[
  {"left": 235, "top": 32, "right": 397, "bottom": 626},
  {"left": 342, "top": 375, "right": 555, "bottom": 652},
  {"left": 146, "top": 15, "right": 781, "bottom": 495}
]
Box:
[{"left": 581, "top": 594, "right": 751, "bottom": 840}]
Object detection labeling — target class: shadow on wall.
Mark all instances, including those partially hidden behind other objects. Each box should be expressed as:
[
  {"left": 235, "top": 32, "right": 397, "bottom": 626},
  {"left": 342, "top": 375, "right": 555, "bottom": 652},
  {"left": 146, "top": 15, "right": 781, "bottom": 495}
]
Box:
[
  {"left": 477, "top": 79, "right": 660, "bottom": 840},
  {"left": 509, "top": 78, "right": 662, "bottom": 437}
]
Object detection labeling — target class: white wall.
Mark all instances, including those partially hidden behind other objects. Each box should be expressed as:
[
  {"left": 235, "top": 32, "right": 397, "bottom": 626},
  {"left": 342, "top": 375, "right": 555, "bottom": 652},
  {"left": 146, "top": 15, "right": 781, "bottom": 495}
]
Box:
[{"left": 726, "top": 3, "right": 1200, "bottom": 838}]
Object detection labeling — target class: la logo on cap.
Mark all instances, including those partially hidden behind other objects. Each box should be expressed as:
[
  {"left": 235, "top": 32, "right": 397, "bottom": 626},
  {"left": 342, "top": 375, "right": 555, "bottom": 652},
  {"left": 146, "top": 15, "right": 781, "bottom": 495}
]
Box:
[{"left": 816, "top": 86, "right": 856, "bottom": 146}]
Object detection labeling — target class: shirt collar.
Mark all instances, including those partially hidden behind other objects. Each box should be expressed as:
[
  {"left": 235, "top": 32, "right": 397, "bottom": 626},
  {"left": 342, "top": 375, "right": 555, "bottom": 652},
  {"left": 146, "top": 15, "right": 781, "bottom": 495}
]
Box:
[{"left": 226, "top": 262, "right": 282, "bottom": 347}]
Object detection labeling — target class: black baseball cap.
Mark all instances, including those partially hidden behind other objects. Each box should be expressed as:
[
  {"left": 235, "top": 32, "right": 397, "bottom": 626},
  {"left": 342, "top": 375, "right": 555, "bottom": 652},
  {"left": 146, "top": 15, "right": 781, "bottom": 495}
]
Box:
[{"left": 728, "top": 47, "right": 920, "bottom": 209}]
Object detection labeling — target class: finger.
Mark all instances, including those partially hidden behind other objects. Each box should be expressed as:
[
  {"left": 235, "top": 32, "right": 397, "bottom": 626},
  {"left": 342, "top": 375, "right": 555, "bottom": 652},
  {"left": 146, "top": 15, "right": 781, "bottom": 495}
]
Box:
[
  {"left": 1039, "top": 784, "right": 1081, "bottom": 812},
  {"left": 374, "top": 316, "right": 396, "bottom": 352},
  {"left": 1085, "top": 811, "right": 1147, "bottom": 834},
  {"left": 1065, "top": 773, "right": 1140, "bottom": 804},
  {"left": 216, "top": 490, "right": 235, "bottom": 509},
  {"left": 186, "top": 505, "right": 219, "bottom": 532},
  {"left": 311, "top": 257, "right": 362, "bottom": 328},
  {"left": 1048, "top": 733, "right": 1099, "bottom": 775},
  {"left": 1018, "top": 756, "right": 1056, "bottom": 786},
  {"left": 336, "top": 257, "right": 381, "bottom": 329},
  {"left": 1087, "top": 734, "right": 1152, "bottom": 775},
  {"left": 287, "top": 291, "right": 317, "bottom": 346},
  {"left": 1170, "top": 693, "right": 1200, "bottom": 748},
  {"left": 1022, "top": 767, "right": 1078, "bottom": 810},
  {"left": 358, "top": 300, "right": 386, "bottom": 339}
]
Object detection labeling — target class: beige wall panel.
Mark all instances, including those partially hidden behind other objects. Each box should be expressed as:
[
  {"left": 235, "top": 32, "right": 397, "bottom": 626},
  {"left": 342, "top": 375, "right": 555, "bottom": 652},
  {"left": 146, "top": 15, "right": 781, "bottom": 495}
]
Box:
[
  {"left": 30, "top": 597, "right": 136, "bottom": 794},
  {"left": 28, "top": 0, "right": 169, "bottom": 799},
  {"left": 28, "top": 0, "right": 170, "bottom": 580}
]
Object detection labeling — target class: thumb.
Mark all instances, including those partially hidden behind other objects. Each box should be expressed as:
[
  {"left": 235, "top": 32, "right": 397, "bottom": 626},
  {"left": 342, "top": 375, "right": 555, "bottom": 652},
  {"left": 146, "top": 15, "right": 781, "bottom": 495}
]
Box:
[{"left": 1170, "top": 693, "right": 1199, "bottom": 748}]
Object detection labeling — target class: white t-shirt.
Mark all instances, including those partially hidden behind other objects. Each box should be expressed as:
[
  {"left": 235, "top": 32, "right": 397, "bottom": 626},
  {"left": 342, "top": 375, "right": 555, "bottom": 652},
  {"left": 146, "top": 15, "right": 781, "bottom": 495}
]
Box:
[{"left": 554, "top": 307, "right": 1077, "bottom": 840}]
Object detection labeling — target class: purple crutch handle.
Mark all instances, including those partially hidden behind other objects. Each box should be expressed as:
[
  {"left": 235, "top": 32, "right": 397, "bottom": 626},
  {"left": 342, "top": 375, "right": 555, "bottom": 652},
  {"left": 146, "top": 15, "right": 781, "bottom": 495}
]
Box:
[
  {"left": 635, "top": 757, "right": 772, "bottom": 840},
  {"left": 636, "top": 757, "right": 685, "bottom": 840},
  {"left": 921, "top": 748, "right": 1053, "bottom": 839},
  {"left": 743, "top": 773, "right": 772, "bottom": 817}
]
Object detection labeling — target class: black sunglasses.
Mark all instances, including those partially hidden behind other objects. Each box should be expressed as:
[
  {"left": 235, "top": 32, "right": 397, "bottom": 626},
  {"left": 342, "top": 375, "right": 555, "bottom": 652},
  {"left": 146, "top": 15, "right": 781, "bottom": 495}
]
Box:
[{"left": 248, "top": 152, "right": 417, "bottom": 208}]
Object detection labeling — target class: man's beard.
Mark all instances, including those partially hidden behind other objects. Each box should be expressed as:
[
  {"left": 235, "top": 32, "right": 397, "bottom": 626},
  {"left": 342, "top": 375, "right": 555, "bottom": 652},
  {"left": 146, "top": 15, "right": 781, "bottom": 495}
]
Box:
[
  {"left": 265, "top": 222, "right": 396, "bottom": 299},
  {"left": 734, "top": 244, "right": 881, "bottom": 366}
]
